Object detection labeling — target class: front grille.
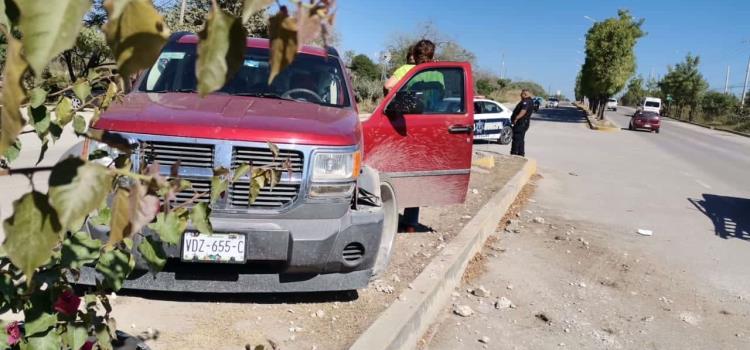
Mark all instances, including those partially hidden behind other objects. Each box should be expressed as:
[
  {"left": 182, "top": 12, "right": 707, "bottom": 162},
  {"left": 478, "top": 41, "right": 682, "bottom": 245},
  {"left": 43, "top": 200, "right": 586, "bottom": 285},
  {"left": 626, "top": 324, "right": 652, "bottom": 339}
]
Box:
[
  {"left": 142, "top": 141, "right": 214, "bottom": 168},
  {"left": 231, "top": 146, "right": 303, "bottom": 172},
  {"left": 228, "top": 182, "right": 301, "bottom": 208},
  {"left": 137, "top": 138, "right": 305, "bottom": 211},
  {"left": 174, "top": 178, "right": 211, "bottom": 206}
]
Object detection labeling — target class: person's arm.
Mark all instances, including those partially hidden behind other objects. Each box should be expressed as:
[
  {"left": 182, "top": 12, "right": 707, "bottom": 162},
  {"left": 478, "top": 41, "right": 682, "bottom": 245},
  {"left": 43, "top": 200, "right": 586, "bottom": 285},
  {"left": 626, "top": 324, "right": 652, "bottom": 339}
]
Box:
[
  {"left": 384, "top": 75, "right": 400, "bottom": 90},
  {"left": 513, "top": 109, "right": 527, "bottom": 124}
]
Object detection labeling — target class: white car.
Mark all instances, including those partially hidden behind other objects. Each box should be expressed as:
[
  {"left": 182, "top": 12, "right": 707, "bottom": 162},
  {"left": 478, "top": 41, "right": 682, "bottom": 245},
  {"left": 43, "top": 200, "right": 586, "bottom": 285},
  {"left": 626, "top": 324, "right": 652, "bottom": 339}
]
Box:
[
  {"left": 546, "top": 97, "right": 559, "bottom": 108},
  {"left": 473, "top": 98, "right": 513, "bottom": 144},
  {"left": 606, "top": 98, "right": 618, "bottom": 111},
  {"left": 640, "top": 97, "right": 662, "bottom": 114}
]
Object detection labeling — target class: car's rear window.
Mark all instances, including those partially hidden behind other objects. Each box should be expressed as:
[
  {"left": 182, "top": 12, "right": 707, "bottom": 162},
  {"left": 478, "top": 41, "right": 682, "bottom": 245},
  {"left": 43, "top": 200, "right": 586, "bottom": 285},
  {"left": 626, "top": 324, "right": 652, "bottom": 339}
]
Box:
[
  {"left": 645, "top": 101, "right": 660, "bottom": 108},
  {"left": 609, "top": 99, "right": 617, "bottom": 102},
  {"left": 139, "top": 43, "right": 351, "bottom": 108},
  {"left": 640, "top": 112, "right": 659, "bottom": 118}
]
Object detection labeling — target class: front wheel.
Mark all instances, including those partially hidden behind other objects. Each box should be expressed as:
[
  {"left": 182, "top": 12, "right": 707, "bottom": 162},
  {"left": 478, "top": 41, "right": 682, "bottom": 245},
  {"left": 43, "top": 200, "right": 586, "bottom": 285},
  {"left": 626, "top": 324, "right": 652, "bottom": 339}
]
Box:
[
  {"left": 371, "top": 180, "right": 398, "bottom": 278},
  {"left": 498, "top": 126, "right": 513, "bottom": 145},
  {"left": 655, "top": 128, "right": 660, "bottom": 133}
]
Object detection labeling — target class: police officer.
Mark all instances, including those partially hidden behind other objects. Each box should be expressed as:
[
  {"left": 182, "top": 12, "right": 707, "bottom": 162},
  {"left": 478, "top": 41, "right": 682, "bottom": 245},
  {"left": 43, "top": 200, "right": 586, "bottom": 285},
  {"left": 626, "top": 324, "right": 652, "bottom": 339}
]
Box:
[{"left": 510, "top": 89, "right": 533, "bottom": 156}]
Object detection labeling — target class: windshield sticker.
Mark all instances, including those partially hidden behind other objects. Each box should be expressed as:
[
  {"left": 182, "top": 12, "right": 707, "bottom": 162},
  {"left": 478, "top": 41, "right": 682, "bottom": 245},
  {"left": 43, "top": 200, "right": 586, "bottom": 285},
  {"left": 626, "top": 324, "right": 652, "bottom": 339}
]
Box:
[
  {"left": 244, "top": 59, "right": 260, "bottom": 68},
  {"left": 159, "top": 52, "right": 185, "bottom": 60}
]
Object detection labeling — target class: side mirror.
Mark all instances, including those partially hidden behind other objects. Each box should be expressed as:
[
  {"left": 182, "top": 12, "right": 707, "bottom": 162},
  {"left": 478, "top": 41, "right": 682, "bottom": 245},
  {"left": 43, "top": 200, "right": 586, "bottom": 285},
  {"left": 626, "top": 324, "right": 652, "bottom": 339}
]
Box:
[{"left": 385, "top": 91, "right": 424, "bottom": 117}]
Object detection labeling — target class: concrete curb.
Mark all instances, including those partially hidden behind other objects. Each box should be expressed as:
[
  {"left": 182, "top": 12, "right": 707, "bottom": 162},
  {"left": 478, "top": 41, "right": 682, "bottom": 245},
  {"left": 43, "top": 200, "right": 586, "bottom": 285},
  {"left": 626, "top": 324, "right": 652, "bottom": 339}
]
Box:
[
  {"left": 349, "top": 159, "right": 537, "bottom": 350},
  {"left": 663, "top": 116, "right": 750, "bottom": 138},
  {"left": 572, "top": 103, "right": 619, "bottom": 132}
]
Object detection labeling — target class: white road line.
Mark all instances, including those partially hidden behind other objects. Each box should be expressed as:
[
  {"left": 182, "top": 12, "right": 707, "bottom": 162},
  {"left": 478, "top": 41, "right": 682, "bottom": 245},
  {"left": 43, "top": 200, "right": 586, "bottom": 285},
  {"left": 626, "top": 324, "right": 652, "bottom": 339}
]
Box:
[{"left": 695, "top": 179, "right": 712, "bottom": 189}]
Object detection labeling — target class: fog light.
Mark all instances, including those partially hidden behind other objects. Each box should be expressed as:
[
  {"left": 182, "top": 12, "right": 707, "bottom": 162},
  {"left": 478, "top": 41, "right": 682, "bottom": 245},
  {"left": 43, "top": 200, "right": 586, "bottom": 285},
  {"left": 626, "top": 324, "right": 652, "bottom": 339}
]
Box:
[{"left": 309, "top": 183, "right": 355, "bottom": 198}]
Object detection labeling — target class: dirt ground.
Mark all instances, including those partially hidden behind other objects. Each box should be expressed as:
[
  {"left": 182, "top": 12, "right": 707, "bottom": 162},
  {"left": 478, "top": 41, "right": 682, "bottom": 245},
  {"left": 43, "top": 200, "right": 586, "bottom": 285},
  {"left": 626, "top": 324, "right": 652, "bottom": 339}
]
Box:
[
  {"left": 107, "top": 154, "right": 526, "bottom": 350},
  {"left": 424, "top": 179, "right": 750, "bottom": 350}
]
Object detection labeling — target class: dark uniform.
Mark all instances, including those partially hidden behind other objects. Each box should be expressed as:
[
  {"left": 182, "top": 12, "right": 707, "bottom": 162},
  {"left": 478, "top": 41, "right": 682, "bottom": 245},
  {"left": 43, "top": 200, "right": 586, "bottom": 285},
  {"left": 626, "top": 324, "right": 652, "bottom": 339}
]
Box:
[{"left": 510, "top": 97, "right": 533, "bottom": 156}]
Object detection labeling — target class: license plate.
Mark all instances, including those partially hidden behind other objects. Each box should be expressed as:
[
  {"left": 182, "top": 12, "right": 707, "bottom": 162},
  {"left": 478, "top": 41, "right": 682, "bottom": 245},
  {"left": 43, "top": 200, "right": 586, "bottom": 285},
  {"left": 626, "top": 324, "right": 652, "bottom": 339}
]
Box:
[
  {"left": 644, "top": 124, "right": 650, "bottom": 128},
  {"left": 182, "top": 232, "right": 246, "bottom": 263}
]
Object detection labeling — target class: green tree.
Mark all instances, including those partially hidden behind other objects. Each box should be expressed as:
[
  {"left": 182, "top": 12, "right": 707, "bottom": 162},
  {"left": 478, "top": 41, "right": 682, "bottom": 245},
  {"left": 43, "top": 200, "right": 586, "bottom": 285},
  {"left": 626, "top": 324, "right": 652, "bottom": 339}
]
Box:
[
  {"left": 658, "top": 54, "right": 708, "bottom": 120},
  {"left": 701, "top": 91, "right": 738, "bottom": 120},
  {"left": 161, "top": 0, "right": 269, "bottom": 37},
  {"left": 620, "top": 75, "right": 645, "bottom": 106},
  {"left": 579, "top": 9, "right": 645, "bottom": 118},
  {"left": 350, "top": 54, "right": 380, "bottom": 81}
]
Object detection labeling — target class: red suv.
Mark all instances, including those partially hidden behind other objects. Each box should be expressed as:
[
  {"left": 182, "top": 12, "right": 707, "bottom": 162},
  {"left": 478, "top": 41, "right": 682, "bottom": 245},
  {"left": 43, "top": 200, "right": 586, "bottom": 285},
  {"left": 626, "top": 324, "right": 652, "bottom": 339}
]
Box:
[
  {"left": 629, "top": 110, "right": 661, "bottom": 133},
  {"left": 69, "top": 32, "right": 475, "bottom": 293}
]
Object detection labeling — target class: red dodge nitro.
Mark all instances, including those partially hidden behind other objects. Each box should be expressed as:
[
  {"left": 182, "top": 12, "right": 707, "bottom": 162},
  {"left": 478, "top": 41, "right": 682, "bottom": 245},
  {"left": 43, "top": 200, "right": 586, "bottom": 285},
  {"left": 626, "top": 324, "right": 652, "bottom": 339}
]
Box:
[{"left": 73, "top": 32, "right": 475, "bottom": 292}]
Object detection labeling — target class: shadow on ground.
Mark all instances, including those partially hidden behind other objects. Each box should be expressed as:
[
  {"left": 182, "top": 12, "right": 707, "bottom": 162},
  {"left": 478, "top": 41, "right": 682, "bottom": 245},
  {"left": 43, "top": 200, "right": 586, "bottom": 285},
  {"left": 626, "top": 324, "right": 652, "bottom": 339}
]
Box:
[
  {"left": 105, "top": 288, "right": 359, "bottom": 304},
  {"left": 689, "top": 194, "right": 750, "bottom": 241},
  {"left": 532, "top": 106, "right": 586, "bottom": 124}
]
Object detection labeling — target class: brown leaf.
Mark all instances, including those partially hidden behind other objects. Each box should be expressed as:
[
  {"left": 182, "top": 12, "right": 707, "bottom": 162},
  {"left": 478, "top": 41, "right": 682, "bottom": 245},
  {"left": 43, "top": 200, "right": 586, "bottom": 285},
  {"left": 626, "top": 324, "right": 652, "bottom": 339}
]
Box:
[
  {"left": 128, "top": 181, "right": 159, "bottom": 236},
  {"left": 296, "top": 3, "right": 323, "bottom": 46},
  {"left": 242, "top": 0, "right": 274, "bottom": 23},
  {"left": 0, "top": 37, "right": 28, "bottom": 156},
  {"left": 267, "top": 8, "right": 298, "bottom": 84},
  {"left": 102, "top": 0, "right": 170, "bottom": 78},
  {"left": 108, "top": 188, "right": 130, "bottom": 247}
]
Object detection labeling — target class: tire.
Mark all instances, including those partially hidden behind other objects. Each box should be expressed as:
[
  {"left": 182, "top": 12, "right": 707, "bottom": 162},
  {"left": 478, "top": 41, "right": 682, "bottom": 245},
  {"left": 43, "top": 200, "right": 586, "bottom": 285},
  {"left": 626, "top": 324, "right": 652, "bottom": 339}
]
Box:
[
  {"left": 628, "top": 122, "right": 633, "bottom": 130},
  {"left": 498, "top": 126, "right": 512, "bottom": 145},
  {"left": 371, "top": 180, "right": 398, "bottom": 278},
  {"left": 655, "top": 128, "right": 660, "bottom": 134}
]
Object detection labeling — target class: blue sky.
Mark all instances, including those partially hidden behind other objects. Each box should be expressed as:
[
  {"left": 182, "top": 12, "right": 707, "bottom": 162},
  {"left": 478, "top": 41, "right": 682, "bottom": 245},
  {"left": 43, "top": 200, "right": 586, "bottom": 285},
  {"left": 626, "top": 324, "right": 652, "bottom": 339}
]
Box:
[{"left": 335, "top": 0, "right": 750, "bottom": 98}]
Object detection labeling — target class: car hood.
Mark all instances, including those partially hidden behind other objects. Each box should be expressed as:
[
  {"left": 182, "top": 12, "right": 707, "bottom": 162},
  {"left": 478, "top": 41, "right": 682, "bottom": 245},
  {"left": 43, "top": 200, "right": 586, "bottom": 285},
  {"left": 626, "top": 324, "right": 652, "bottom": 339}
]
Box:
[{"left": 94, "top": 92, "right": 361, "bottom": 146}]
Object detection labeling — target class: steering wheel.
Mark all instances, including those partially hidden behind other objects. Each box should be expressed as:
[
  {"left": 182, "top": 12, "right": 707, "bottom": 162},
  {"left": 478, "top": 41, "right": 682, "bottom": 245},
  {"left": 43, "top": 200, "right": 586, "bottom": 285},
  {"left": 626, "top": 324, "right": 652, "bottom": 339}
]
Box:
[{"left": 282, "top": 88, "right": 323, "bottom": 103}]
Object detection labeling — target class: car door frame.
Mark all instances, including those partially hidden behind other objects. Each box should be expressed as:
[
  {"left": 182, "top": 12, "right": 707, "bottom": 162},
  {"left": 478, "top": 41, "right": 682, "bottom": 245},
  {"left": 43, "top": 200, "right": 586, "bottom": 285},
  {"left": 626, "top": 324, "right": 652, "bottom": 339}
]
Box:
[{"left": 362, "top": 61, "right": 474, "bottom": 208}]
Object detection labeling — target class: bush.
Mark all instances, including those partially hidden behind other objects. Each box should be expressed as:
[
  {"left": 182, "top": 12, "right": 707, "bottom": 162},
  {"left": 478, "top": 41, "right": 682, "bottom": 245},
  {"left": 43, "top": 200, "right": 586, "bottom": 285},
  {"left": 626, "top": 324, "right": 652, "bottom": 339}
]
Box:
[{"left": 700, "top": 91, "right": 738, "bottom": 120}]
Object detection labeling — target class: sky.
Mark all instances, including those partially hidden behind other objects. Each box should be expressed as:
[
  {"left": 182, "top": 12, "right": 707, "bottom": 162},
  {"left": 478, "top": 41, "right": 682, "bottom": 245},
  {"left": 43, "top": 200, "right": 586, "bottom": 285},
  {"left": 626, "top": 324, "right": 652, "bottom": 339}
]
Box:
[{"left": 334, "top": 0, "right": 750, "bottom": 99}]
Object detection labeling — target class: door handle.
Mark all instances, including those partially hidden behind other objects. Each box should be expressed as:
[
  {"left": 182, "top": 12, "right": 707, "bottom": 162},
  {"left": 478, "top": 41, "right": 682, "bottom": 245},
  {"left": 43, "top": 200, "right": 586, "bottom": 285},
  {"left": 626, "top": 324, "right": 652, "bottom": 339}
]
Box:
[{"left": 448, "top": 124, "right": 473, "bottom": 134}]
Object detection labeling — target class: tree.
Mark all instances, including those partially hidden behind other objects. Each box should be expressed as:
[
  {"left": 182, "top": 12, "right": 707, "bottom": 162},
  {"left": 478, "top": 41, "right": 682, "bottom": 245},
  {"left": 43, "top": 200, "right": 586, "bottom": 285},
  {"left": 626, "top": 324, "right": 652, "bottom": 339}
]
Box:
[
  {"left": 350, "top": 54, "right": 380, "bottom": 81},
  {"left": 658, "top": 54, "right": 708, "bottom": 120},
  {"left": 384, "top": 22, "right": 476, "bottom": 74},
  {"left": 620, "top": 75, "right": 645, "bottom": 106},
  {"left": 701, "top": 91, "right": 738, "bottom": 120},
  {"left": 578, "top": 9, "right": 645, "bottom": 118},
  {"left": 161, "top": 0, "right": 269, "bottom": 37}
]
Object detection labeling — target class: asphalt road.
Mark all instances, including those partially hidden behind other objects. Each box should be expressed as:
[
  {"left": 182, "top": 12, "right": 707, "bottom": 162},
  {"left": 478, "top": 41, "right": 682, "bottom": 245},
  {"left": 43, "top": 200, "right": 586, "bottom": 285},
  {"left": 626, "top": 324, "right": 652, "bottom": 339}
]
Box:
[
  {"left": 426, "top": 104, "right": 750, "bottom": 349},
  {"left": 476, "top": 103, "right": 750, "bottom": 298}
]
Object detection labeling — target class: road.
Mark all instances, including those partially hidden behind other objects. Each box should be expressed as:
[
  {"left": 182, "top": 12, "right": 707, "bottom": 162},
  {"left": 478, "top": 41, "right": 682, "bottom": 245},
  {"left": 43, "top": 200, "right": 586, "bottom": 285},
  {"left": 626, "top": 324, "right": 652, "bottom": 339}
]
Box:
[{"left": 428, "top": 104, "right": 750, "bottom": 349}]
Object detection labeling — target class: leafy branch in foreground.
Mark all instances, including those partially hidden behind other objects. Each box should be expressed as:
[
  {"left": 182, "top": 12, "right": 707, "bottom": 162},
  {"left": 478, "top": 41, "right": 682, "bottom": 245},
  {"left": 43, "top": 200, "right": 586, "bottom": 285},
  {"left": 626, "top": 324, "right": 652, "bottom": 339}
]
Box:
[{"left": 1, "top": 0, "right": 337, "bottom": 348}]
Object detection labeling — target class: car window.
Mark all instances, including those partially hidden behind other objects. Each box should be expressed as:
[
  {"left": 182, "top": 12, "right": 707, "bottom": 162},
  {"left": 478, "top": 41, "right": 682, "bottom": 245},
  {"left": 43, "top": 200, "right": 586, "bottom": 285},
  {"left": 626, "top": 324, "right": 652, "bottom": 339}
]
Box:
[
  {"left": 139, "top": 44, "right": 350, "bottom": 108},
  {"left": 645, "top": 101, "right": 660, "bottom": 107},
  {"left": 482, "top": 102, "right": 501, "bottom": 114},
  {"left": 473, "top": 102, "right": 484, "bottom": 114},
  {"left": 400, "top": 68, "right": 465, "bottom": 114}
]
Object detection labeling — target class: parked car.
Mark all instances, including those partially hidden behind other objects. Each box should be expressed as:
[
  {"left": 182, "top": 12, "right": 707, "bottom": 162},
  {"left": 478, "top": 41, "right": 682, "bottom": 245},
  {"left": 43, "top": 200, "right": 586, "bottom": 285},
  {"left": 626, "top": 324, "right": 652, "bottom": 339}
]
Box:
[
  {"left": 532, "top": 97, "right": 542, "bottom": 111},
  {"left": 629, "top": 110, "right": 661, "bottom": 133},
  {"left": 606, "top": 98, "right": 618, "bottom": 111},
  {"left": 639, "top": 97, "right": 662, "bottom": 114},
  {"left": 65, "top": 32, "right": 475, "bottom": 293},
  {"left": 546, "top": 97, "right": 559, "bottom": 108},
  {"left": 473, "top": 98, "right": 513, "bottom": 144}
]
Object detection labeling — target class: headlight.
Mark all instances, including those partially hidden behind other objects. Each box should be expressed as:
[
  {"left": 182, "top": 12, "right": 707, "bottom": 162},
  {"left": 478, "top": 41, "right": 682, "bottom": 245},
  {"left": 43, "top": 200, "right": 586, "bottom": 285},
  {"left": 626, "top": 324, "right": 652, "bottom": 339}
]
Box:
[{"left": 312, "top": 150, "right": 362, "bottom": 182}]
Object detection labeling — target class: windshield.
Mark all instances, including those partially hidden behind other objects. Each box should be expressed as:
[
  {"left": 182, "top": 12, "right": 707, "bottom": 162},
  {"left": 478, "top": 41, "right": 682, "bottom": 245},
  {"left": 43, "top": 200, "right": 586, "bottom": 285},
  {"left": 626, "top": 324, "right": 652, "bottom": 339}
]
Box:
[
  {"left": 645, "top": 101, "right": 660, "bottom": 107},
  {"left": 139, "top": 44, "right": 351, "bottom": 108},
  {"left": 609, "top": 99, "right": 617, "bottom": 102},
  {"left": 549, "top": 98, "right": 558, "bottom": 102}
]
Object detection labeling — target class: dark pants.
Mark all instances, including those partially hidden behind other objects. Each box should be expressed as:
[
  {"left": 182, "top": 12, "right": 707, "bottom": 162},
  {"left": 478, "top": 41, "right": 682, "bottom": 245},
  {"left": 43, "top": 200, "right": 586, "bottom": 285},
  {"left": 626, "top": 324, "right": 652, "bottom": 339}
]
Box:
[{"left": 510, "top": 124, "right": 528, "bottom": 156}]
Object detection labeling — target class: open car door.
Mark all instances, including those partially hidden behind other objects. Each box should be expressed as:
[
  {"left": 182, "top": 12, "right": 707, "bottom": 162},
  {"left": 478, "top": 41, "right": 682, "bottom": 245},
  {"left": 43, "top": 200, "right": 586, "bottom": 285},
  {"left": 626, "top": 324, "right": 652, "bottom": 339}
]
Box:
[{"left": 362, "top": 62, "right": 474, "bottom": 208}]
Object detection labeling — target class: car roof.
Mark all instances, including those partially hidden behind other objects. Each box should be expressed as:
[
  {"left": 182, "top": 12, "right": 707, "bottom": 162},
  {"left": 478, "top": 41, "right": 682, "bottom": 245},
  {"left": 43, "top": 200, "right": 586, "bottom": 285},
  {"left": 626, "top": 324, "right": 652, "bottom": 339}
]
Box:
[{"left": 173, "top": 33, "right": 332, "bottom": 57}]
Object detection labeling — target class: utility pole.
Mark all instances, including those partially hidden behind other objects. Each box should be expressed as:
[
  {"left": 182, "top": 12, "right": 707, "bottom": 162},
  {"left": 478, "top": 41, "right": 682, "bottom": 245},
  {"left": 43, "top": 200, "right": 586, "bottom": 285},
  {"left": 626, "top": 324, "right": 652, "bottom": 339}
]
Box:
[
  {"left": 742, "top": 55, "right": 750, "bottom": 107},
  {"left": 724, "top": 65, "right": 731, "bottom": 94},
  {"left": 179, "top": 0, "right": 187, "bottom": 25},
  {"left": 500, "top": 52, "right": 505, "bottom": 80}
]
